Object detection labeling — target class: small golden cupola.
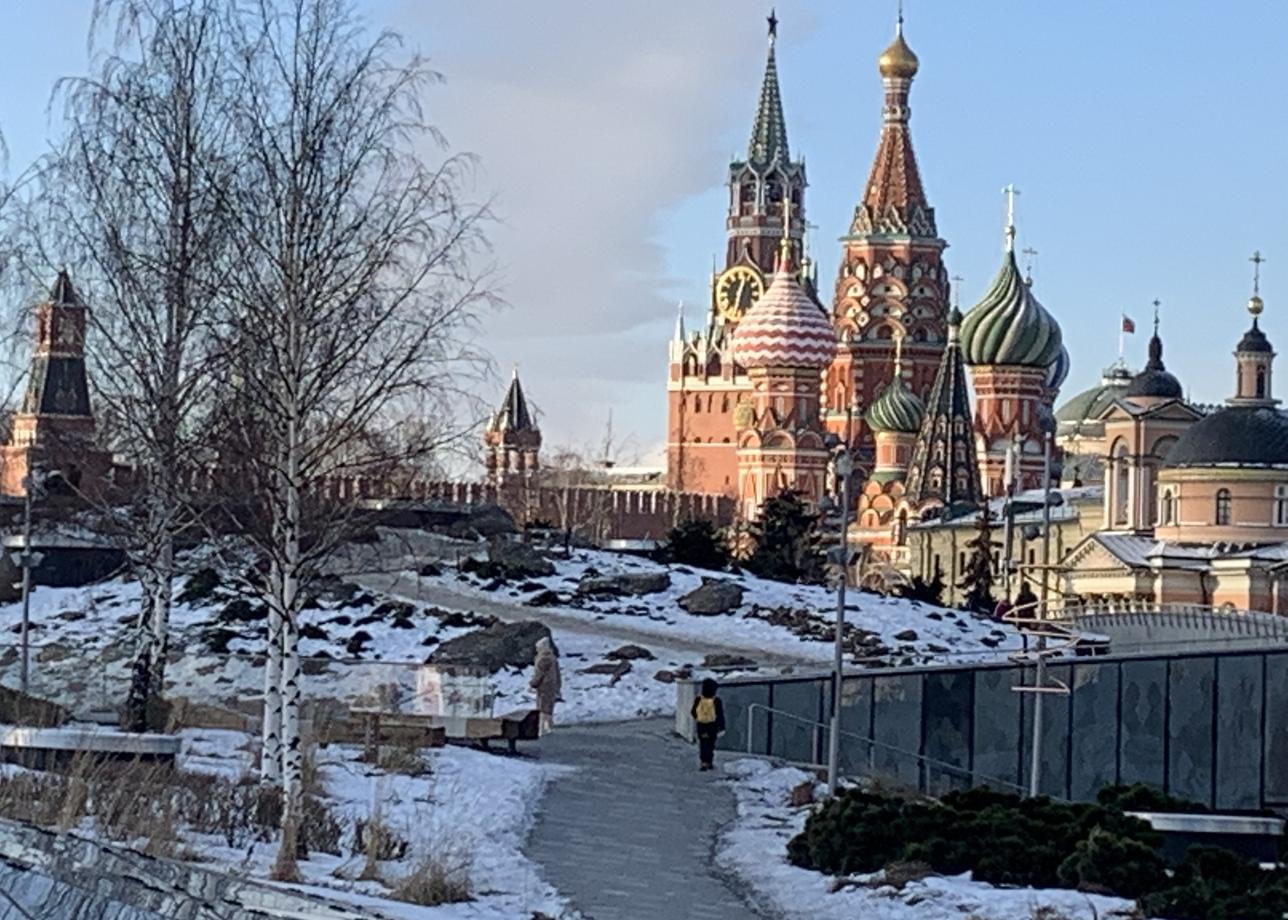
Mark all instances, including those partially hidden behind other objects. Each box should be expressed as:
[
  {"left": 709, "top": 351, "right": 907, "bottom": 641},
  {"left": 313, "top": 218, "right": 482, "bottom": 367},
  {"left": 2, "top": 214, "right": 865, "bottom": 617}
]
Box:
[{"left": 878, "top": 11, "right": 919, "bottom": 79}]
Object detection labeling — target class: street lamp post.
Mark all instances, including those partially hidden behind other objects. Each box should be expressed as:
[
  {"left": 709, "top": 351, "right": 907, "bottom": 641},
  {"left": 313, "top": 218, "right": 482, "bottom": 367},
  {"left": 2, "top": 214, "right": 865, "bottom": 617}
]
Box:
[{"left": 827, "top": 448, "right": 854, "bottom": 796}]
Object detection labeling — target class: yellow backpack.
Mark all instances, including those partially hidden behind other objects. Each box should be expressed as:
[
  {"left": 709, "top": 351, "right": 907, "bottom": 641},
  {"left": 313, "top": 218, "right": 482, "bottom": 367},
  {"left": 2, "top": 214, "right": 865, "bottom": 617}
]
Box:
[{"left": 695, "top": 696, "right": 717, "bottom": 724}]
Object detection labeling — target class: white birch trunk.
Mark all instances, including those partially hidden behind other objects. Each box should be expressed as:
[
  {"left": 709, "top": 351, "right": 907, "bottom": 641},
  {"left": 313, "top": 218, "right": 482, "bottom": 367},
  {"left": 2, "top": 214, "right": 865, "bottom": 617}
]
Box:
[
  {"left": 146, "top": 535, "right": 173, "bottom": 703},
  {"left": 278, "top": 311, "right": 304, "bottom": 839},
  {"left": 261, "top": 558, "right": 283, "bottom": 785}
]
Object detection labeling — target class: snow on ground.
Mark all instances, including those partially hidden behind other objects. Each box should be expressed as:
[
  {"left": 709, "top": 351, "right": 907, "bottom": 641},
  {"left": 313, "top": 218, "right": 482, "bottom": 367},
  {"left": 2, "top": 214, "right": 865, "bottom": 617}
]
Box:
[
  {"left": 411, "top": 543, "right": 1023, "bottom": 668},
  {"left": 717, "top": 758, "right": 1138, "bottom": 920},
  {"left": 157, "top": 727, "right": 572, "bottom": 919}
]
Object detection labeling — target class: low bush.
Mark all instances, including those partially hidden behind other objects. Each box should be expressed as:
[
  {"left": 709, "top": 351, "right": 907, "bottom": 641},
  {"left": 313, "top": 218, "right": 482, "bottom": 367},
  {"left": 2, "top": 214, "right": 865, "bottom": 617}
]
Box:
[
  {"left": 176, "top": 567, "right": 221, "bottom": 605},
  {"left": 660, "top": 519, "right": 729, "bottom": 571},
  {"left": 1056, "top": 825, "right": 1166, "bottom": 898},
  {"left": 788, "top": 786, "right": 1160, "bottom": 894},
  {"left": 1139, "top": 846, "right": 1288, "bottom": 920}
]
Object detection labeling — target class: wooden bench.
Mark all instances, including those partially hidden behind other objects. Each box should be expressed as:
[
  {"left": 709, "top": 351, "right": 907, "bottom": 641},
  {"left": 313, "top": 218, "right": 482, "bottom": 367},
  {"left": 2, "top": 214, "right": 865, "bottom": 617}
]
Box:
[
  {"left": 318, "top": 709, "right": 448, "bottom": 761},
  {"left": 428, "top": 709, "right": 540, "bottom": 754}
]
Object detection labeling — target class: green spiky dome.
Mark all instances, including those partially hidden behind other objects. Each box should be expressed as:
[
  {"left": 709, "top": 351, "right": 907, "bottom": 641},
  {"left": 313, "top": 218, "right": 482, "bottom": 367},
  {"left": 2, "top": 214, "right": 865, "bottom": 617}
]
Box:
[
  {"left": 866, "top": 375, "right": 925, "bottom": 434},
  {"left": 960, "top": 251, "right": 1063, "bottom": 369}
]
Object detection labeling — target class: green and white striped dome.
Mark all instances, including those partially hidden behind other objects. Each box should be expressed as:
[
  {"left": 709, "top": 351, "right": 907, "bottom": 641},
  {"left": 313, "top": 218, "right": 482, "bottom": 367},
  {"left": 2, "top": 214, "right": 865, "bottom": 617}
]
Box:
[
  {"left": 960, "top": 250, "right": 1063, "bottom": 369},
  {"left": 866, "top": 374, "right": 925, "bottom": 434}
]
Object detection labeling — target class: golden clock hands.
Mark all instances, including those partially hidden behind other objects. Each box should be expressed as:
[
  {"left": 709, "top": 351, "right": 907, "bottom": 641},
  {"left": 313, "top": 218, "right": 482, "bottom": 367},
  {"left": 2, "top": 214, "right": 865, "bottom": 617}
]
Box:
[{"left": 734, "top": 277, "right": 748, "bottom": 312}]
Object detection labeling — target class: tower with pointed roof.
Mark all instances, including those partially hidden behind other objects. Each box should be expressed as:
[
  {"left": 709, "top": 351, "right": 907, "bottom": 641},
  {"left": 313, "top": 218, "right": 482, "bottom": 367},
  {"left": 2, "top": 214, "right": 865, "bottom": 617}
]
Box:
[
  {"left": 903, "top": 308, "right": 982, "bottom": 513},
  {"left": 667, "top": 11, "right": 807, "bottom": 497},
  {"left": 825, "top": 11, "right": 950, "bottom": 474},
  {"left": 730, "top": 234, "right": 833, "bottom": 517},
  {"left": 484, "top": 369, "right": 541, "bottom": 486},
  {"left": 2, "top": 270, "right": 112, "bottom": 496},
  {"left": 960, "top": 194, "right": 1064, "bottom": 496}
]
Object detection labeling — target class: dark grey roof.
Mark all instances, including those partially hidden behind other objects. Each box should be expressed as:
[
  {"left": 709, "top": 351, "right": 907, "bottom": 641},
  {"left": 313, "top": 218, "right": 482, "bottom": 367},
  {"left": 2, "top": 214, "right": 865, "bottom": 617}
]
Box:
[
  {"left": 1163, "top": 406, "right": 1288, "bottom": 469},
  {"left": 489, "top": 372, "right": 536, "bottom": 435},
  {"left": 904, "top": 334, "right": 981, "bottom": 509},
  {"left": 1125, "top": 331, "right": 1182, "bottom": 399},
  {"left": 1237, "top": 319, "right": 1274, "bottom": 354},
  {"left": 48, "top": 269, "right": 83, "bottom": 306}
]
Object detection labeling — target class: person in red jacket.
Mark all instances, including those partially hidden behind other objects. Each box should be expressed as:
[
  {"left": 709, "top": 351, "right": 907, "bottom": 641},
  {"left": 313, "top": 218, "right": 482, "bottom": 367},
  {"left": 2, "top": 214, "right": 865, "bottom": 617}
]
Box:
[{"left": 690, "top": 678, "right": 726, "bottom": 771}]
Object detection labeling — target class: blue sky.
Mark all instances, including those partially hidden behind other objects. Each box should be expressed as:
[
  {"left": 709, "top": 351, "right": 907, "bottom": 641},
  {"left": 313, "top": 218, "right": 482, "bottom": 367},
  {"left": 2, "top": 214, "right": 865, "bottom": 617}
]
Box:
[{"left": 1, "top": 2, "right": 1285, "bottom": 461}]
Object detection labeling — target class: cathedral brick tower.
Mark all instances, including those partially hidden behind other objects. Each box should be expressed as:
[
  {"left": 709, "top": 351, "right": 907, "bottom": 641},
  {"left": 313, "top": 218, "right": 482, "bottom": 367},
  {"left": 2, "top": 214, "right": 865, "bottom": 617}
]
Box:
[
  {"left": 1232, "top": 253, "right": 1276, "bottom": 407},
  {"left": 1, "top": 271, "right": 111, "bottom": 496},
  {"left": 824, "top": 14, "right": 949, "bottom": 470},
  {"left": 959, "top": 202, "right": 1064, "bottom": 497},
  {"left": 484, "top": 369, "right": 541, "bottom": 487},
  {"left": 730, "top": 236, "right": 834, "bottom": 518},
  {"left": 667, "top": 12, "right": 806, "bottom": 497}
]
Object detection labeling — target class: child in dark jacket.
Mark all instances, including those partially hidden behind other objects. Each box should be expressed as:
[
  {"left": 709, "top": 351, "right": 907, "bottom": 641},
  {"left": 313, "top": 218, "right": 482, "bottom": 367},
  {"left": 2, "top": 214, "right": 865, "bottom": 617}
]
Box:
[{"left": 690, "top": 677, "right": 726, "bottom": 771}]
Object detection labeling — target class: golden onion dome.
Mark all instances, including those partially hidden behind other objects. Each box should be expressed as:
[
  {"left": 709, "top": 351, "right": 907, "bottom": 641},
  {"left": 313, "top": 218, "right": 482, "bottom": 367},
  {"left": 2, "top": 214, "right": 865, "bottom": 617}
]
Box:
[{"left": 878, "top": 30, "right": 919, "bottom": 79}]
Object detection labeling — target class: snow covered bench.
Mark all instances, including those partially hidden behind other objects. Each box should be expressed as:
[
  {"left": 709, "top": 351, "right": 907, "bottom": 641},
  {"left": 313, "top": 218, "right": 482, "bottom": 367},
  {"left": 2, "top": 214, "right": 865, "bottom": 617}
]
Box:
[{"left": 425, "top": 708, "right": 539, "bottom": 754}]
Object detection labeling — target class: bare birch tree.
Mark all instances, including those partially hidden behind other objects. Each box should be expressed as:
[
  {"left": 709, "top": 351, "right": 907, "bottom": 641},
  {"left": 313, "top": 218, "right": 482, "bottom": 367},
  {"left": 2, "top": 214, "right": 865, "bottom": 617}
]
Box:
[
  {"left": 31, "top": 0, "right": 235, "bottom": 729},
  {"left": 215, "top": 0, "right": 490, "bottom": 877}
]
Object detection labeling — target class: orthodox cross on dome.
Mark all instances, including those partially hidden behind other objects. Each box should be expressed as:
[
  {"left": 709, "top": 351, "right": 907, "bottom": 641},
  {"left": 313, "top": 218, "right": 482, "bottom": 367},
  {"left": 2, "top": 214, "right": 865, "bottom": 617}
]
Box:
[
  {"left": 896, "top": 0, "right": 905, "bottom": 34},
  {"left": 1002, "top": 183, "right": 1020, "bottom": 252},
  {"left": 951, "top": 274, "right": 964, "bottom": 311},
  {"left": 1251, "top": 250, "right": 1265, "bottom": 295},
  {"left": 893, "top": 328, "right": 906, "bottom": 377},
  {"left": 1152, "top": 298, "right": 1161, "bottom": 336}
]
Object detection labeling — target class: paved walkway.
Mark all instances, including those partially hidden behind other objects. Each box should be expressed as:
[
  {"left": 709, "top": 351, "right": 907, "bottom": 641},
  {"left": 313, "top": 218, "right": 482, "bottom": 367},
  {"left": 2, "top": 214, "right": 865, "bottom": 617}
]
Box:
[{"left": 527, "top": 719, "right": 779, "bottom": 920}]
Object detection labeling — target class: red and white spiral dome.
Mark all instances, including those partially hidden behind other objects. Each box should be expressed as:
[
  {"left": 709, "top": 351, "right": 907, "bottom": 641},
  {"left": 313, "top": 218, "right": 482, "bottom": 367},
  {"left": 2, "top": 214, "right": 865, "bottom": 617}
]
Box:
[{"left": 731, "top": 248, "right": 835, "bottom": 371}]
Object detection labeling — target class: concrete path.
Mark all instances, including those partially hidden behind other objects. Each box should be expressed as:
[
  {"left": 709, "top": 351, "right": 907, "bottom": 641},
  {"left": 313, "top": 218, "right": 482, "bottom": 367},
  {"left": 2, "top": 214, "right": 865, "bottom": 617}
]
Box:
[
  {"left": 527, "top": 719, "right": 779, "bottom": 920},
  {"left": 357, "top": 571, "right": 821, "bottom": 671}
]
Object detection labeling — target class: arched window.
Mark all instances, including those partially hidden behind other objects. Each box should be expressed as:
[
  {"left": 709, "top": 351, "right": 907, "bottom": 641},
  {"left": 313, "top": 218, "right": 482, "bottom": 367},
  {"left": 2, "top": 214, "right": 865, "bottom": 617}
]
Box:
[
  {"left": 1160, "top": 488, "right": 1175, "bottom": 526},
  {"left": 894, "top": 508, "right": 909, "bottom": 546},
  {"left": 693, "top": 396, "right": 701, "bottom": 413},
  {"left": 1215, "top": 488, "right": 1232, "bottom": 526},
  {"left": 1257, "top": 367, "right": 1267, "bottom": 399},
  {"left": 1276, "top": 485, "right": 1288, "bottom": 526}
]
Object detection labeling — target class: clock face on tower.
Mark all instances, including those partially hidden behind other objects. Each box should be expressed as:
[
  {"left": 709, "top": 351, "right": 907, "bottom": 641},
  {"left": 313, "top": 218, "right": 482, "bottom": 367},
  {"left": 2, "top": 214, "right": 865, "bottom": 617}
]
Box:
[{"left": 715, "top": 265, "right": 765, "bottom": 322}]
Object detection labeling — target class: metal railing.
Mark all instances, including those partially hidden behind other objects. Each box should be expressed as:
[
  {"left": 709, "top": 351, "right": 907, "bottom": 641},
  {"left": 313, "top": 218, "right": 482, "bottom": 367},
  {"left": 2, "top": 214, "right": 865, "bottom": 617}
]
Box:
[{"left": 744, "top": 702, "right": 1031, "bottom": 797}]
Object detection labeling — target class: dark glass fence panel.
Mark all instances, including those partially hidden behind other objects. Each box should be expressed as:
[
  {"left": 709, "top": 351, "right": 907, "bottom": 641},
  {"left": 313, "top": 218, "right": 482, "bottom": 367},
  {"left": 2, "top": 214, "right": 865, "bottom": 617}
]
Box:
[
  {"left": 1216, "top": 655, "right": 1263, "bottom": 810},
  {"left": 1168, "top": 656, "right": 1216, "bottom": 807},
  {"left": 923, "top": 670, "right": 973, "bottom": 794},
  {"left": 872, "top": 673, "right": 924, "bottom": 790},
  {"left": 770, "top": 679, "right": 826, "bottom": 763},
  {"left": 1265, "top": 655, "right": 1288, "bottom": 805},
  {"left": 972, "top": 666, "right": 1022, "bottom": 790},
  {"left": 1018, "top": 663, "right": 1071, "bottom": 799},
  {"left": 1119, "top": 659, "right": 1167, "bottom": 789},
  {"left": 717, "top": 681, "right": 771, "bottom": 755},
  {"left": 1070, "top": 661, "right": 1119, "bottom": 801},
  {"left": 835, "top": 677, "right": 875, "bottom": 775}
]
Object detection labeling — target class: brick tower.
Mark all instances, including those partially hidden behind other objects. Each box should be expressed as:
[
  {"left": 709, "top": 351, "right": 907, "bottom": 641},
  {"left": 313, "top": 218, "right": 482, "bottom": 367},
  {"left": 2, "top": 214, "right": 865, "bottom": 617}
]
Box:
[
  {"left": 667, "top": 11, "right": 807, "bottom": 497},
  {"left": 1, "top": 271, "right": 111, "bottom": 496},
  {"left": 484, "top": 369, "right": 541, "bottom": 486},
  {"left": 959, "top": 197, "right": 1064, "bottom": 497},
  {"left": 824, "top": 13, "right": 949, "bottom": 472},
  {"left": 730, "top": 234, "right": 834, "bottom": 518}
]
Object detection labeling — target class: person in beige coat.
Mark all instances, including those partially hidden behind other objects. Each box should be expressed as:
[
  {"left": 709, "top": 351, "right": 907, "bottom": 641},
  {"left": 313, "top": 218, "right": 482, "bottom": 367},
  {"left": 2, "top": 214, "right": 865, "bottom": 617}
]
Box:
[{"left": 529, "top": 636, "right": 561, "bottom": 735}]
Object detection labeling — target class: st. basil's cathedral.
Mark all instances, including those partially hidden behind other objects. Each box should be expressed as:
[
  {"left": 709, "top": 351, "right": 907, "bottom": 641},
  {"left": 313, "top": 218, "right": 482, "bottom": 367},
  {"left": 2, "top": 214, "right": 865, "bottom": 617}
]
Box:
[{"left": 666, "top": 12, "right": 1060, "bottom": 539}]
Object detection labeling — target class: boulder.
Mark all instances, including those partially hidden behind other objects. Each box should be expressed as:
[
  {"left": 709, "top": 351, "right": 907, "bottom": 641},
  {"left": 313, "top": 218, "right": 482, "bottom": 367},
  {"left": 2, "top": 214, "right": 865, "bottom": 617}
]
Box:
[
  {"left": 893, "top": 629, "right": 919, "bottom": 642},
  {"left": 430, "top": 620, "right": 553, "bottom": 673},
  {"left": 525, "top": 589, "right": 563, "bottom": 607},
  {"left": 678, "top": 579, "right": 745, "bottom": 616},
  {"left": 578, "top": 660, "right": 632, "bottom": 685},
  {"left": 702, "top": 653, "right": 757, "bottom": 670},
  {"left": 468, "top": 504, "right": 519, "bottom": 538},
  {"left": 487, "top": 540, "right": 556, "bottom": 579},
  {"left": 606, "top": 644, "right": 655, "bottom": 661},
  {"left": 576, "top": 572, "right": 672, "bottom": 598},
  {"left": 345, "top": 630, "right": 373, "bottom": 656}
]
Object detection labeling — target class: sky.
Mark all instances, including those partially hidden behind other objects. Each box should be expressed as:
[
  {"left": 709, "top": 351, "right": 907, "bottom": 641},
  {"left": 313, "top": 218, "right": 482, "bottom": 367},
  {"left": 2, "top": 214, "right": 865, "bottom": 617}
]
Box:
[{"left": 0, "top": 1, "right": 1285, "bottom": 467}]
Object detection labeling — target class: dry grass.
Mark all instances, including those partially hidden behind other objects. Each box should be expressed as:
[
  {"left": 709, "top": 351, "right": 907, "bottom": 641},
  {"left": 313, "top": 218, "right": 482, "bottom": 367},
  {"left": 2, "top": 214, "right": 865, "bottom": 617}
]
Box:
[
  {"left": 388, "top": 849, "right": 474, "bottom": 907},
  {"left": 377, "top": 743, "right": 431, "bottom": 777},
  {"left": 0, "top": 753, "right": 341, "bottom": 857}
]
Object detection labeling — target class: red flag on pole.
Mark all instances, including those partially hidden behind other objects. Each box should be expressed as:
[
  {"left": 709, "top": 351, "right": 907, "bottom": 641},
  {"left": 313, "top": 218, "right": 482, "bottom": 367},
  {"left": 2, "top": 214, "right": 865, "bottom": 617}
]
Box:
[{"left": 1121, "top": 315, "right": 1136, "bottom": 334}]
